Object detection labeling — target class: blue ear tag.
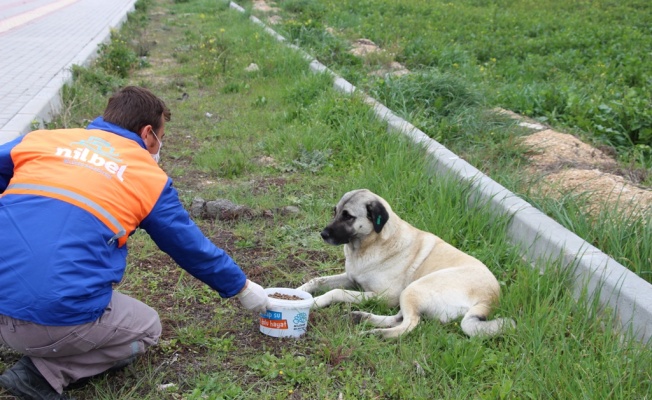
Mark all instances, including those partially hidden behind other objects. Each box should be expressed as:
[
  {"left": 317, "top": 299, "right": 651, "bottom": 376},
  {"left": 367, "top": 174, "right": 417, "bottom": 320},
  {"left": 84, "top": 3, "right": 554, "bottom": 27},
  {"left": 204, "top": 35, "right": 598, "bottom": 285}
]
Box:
[{"left": 376, "top": 215, "right": 382, "bottom": 225}]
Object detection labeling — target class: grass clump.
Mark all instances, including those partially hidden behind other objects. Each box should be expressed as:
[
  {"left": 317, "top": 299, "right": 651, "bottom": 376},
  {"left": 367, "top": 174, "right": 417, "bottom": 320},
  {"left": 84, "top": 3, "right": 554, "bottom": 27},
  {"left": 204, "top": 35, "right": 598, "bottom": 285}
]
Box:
[
  {"left": 269, "top": 0, "right": 652, "bottom": 168},
  {"left": 370, "top": 68, "right": 485, "bottom": 142}
]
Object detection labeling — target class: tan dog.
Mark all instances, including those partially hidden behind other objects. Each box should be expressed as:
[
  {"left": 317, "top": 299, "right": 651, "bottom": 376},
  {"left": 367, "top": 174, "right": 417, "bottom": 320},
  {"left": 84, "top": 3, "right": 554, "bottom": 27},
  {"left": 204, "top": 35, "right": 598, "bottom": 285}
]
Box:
[{"left": 298, "top": 189, "right": 514, "bottom": 338}]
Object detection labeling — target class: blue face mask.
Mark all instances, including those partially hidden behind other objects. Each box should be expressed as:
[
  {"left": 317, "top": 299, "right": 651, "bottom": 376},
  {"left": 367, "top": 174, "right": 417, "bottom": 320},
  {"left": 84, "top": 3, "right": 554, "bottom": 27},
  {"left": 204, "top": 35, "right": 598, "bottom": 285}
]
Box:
[{"left": 151, "top": 131, "right": 162, "bottom": 163}]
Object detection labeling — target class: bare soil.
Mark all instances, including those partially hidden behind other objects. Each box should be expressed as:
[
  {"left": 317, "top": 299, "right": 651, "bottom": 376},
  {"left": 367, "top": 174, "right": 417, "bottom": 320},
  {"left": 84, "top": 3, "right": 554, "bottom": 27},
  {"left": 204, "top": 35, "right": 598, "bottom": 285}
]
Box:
[{"left": 518, "top": 126, "right": 652, "bottom": 218}]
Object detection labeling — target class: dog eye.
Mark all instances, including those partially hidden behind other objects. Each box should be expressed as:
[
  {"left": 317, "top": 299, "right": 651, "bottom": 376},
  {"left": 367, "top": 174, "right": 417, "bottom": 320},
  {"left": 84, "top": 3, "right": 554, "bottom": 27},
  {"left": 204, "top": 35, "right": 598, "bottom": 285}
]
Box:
[{"left": 341, "top": 210, "right": 355, "bottom": 220}]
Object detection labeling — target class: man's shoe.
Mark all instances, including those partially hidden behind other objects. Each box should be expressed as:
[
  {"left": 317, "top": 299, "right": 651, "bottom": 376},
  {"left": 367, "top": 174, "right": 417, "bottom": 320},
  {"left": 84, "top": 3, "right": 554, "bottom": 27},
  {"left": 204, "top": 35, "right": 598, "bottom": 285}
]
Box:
[
  {"left": 107, "top": 355, "right": 137, "bottom": 373},
  {"left": 65, "top": 356, "right": 138, "bottom": 390},
  {"left": 0, "top": 356, "right": 68, "bottom": 400}
]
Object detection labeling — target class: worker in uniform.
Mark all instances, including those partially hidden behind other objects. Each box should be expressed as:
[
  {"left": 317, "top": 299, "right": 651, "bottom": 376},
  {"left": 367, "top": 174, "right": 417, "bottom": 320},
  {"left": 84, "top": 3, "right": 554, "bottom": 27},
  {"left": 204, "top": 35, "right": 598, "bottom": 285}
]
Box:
[{"left": 0, "top": 86, "right": 269, "bottom": 399}]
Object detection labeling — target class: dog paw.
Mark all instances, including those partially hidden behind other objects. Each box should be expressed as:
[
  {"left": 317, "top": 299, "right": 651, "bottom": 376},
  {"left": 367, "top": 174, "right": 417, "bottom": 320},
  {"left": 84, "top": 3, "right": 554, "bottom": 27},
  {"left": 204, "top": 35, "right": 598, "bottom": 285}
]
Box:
[
  {"left": 350, "top": 311, "right": 369, "bottom": 324},
  {"left": 358, "top": 329, "right": 391, "bottom": 338},
  {"left": 297, "top": 282, "right": 318, "bottom": 293},
  {"left": 502, "top": 318, "right": 517, "bottom": 330}
]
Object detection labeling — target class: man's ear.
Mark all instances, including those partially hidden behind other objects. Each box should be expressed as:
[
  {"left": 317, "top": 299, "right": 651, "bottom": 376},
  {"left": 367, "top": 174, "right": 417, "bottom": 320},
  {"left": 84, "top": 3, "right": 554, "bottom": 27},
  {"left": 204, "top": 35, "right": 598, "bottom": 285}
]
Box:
[
  {"left": 366, "top": 200, "right": 389, "bottom": 233},
  {"left": 138, "top": 124, "right": 153, "bottom": 140},
  {"left": 139, "top": 124, "right": 156, "bottom": 149}
]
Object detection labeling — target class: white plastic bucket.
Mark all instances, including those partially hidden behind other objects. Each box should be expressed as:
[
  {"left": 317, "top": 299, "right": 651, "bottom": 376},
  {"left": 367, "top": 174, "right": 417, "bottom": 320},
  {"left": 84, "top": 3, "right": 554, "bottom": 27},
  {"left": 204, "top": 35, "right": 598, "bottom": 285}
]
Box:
[{"left": 260, "top": 288, "right": 313, "bottom": 338}]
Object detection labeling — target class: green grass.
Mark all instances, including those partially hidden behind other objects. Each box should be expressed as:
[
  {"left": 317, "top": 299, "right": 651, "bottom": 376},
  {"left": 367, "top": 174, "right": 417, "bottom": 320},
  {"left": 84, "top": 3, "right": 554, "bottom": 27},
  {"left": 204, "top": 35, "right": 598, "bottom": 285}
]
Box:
[
  {"left": 240, "top": 0, "right": 652, "bottom": 284},
  {"left": 6, "top": 0, "right": 649, "bottom": 399},
  {"left": 261, "top": 0, "right": 652, "bottom": 168}
]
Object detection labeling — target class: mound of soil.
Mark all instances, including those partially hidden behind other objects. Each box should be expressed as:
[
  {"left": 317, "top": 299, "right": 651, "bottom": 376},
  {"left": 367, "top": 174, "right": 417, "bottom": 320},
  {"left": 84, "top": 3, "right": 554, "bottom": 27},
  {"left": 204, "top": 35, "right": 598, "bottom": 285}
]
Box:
[{"left": 520, "top": 129, "right": 651, "bottom": 217}]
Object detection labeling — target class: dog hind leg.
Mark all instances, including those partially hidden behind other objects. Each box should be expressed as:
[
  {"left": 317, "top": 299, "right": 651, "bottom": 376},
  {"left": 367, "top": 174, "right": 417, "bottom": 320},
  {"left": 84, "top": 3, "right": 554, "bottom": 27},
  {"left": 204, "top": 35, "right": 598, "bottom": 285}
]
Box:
[
  {"left": 359, "top": 279, "right": 466, "bottom": 338},
  {"left": 351, "top": 310, "right": 403, "bottom": 327},
  {"left": 360, "top": 302, "right": 422, "bottom": 339},
  {"left": 460, "top": 303, "right": 515, "bottom": 337}
]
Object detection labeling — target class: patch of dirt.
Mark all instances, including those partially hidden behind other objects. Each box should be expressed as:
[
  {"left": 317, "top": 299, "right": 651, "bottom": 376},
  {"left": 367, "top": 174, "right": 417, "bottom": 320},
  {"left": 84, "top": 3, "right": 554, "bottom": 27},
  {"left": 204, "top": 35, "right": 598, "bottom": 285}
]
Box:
[
  {"left": 493, "top": 110, "right": 651, "bottom": 217},
  {"left": 253, "top": 0, "right": 281, "bottom": 24},
  {"left": 521, "top": 130, "right": 617, "bottom": 170},
  {"left": 349, "top": 39, "right": 382, "bottom": 57},
  {"left": 538, "top": 169, "right": 652, "bottom": 217},
  {"left": 253, "top": 0, "right": 280, "bottom": 13},
  {"left": 349, "top": 39, "right": 410, "bottom": 77},
  {"left": 514, "top": 123, "right": 652, "bottom": 218},
  {"left": 369, "top": 61, "right": 410, "bottom": 78}
]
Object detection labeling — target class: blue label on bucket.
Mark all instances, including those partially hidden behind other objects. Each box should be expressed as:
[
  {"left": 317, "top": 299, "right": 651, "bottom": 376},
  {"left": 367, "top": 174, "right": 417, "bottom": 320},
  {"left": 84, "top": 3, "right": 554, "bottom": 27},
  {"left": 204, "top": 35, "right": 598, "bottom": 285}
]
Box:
[{"left": 262, "top": 310, "right": 283, "bottom": 320}]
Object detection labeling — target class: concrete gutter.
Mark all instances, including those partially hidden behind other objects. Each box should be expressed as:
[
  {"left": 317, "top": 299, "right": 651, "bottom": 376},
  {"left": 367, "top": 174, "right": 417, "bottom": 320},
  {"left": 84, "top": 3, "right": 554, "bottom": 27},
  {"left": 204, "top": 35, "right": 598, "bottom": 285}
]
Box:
[{"left": 230, "top": 2, "right": 652, "bottom": 343}]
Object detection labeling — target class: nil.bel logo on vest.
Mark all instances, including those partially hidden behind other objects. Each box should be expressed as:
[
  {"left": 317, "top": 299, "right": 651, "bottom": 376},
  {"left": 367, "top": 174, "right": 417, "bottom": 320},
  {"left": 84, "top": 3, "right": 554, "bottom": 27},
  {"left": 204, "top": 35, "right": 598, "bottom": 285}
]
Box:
[{"left": 55, "top": 136, "right": 128, "bottom": 181}]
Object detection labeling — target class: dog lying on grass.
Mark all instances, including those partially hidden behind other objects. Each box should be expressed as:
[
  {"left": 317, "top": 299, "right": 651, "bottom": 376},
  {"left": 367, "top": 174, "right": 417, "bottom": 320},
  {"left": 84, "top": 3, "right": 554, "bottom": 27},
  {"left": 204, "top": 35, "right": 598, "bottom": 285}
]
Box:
[{"left": 298, "top": 189, "right": 515, "bottom": 338}]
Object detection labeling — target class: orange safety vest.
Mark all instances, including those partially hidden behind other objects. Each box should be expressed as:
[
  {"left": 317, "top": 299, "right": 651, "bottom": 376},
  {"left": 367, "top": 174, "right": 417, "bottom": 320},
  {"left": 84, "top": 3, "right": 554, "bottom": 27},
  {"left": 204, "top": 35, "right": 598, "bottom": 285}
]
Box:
[{"left": 5, "top": 128, "right": 168, "bottom": 247}]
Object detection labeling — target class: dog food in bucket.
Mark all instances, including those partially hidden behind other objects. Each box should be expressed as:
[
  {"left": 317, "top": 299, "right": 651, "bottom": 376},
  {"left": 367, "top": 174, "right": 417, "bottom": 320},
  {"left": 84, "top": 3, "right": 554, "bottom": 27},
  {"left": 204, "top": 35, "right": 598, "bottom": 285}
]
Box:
[{"left": 260, "top": 288, "right": 313, "bottom": 338}]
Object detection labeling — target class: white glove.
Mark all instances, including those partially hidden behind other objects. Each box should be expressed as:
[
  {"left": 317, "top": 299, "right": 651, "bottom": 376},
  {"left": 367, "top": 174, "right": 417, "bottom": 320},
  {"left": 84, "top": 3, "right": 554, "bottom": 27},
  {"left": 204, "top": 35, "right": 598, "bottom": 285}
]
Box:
[{"left": 237, "top": 280, "right": 269, "bottom": 313}]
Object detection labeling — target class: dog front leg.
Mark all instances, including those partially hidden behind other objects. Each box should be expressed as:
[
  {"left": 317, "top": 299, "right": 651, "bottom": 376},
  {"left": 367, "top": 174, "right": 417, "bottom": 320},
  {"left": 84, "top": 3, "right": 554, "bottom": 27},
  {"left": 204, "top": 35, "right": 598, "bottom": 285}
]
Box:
[
  {"left": 297, "top": 273, "right": 355, "bottom": 293},
  {"left": 312, "top": 289, "right": 376, "bottom": 308}
]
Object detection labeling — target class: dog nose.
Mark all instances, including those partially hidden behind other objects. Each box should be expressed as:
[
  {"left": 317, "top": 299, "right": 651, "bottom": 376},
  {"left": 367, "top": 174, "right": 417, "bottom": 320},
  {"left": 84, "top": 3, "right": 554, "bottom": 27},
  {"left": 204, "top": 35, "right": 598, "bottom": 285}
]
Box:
[{"left": 320, "top": 229, "right": 330, "bottom": 241}]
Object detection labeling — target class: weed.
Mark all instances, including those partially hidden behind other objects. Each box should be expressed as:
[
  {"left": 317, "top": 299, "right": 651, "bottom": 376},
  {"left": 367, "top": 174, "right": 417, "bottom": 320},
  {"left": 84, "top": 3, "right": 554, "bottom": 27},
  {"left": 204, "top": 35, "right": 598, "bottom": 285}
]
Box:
[
  {"left": 69, "top": 65, "right": 124, "bottom": 95},
  {"left": 185, "top": 374, "right": 244, "bottom": 400},
  {"left": 278, "top": 146, "right": 332, "bottom": 173},
  {"left": 96, "top": 30, "right": 139, "bottom": 79}
]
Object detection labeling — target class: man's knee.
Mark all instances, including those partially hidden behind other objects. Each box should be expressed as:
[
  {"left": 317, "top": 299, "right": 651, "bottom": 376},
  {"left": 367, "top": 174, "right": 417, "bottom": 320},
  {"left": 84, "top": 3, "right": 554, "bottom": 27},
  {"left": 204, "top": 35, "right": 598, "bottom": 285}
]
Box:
[
  {"left": 146, "top": 315, "right": 162, "bottom": 347},
  {"left": 110, "top": 291, "right": 159, "bottom": 328},
  {"left": 136, "top": 304, "right": 161, "bottom": 347}
]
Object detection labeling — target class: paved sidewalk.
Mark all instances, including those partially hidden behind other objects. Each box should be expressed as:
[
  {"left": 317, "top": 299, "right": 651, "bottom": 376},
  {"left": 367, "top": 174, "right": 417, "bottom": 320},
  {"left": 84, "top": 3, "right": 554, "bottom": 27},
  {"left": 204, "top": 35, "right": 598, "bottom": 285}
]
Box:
[{"left": 0, "top": 0, "right": 137, "bottom": 145}]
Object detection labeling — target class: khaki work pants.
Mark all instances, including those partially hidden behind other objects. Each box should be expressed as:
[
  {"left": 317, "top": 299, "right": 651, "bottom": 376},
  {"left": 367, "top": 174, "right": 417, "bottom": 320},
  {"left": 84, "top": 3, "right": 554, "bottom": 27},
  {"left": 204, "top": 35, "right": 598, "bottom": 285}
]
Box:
[{"left": 0, "top": 291, "right": 161, "bottom": 394}]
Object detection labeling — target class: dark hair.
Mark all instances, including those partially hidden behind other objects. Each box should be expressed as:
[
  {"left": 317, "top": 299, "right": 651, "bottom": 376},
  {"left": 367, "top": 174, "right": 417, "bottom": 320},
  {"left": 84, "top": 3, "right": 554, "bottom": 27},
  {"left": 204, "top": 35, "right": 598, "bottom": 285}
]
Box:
[{"left": 103, "top": 86, "right": 171, "bottom": 134}]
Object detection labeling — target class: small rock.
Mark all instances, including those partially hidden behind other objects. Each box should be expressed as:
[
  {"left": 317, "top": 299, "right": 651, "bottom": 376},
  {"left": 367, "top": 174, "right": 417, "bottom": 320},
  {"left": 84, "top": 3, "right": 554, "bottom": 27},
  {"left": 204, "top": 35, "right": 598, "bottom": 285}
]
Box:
[
  {"left": 157, "top": 383, "right": 177, "bottom": 391},
  {"left": 205, "top": 199, "right": 255, "bottom": 221},
  {"left": 245, "top": 63, "right": 260, "bottom": 72},
  {"left": 279, "top": 205, "right": 300, "bottom": 216},
  {"left": 190, "top": 197, "right": 206, "bottom": 218},
  {"left": 205, "top": 199, "right": 237, "bottom": 218}
]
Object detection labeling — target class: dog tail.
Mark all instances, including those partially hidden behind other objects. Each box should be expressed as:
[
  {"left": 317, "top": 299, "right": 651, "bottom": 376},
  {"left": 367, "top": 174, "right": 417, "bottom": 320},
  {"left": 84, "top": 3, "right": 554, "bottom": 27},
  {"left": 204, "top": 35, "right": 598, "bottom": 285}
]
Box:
[{"left": 460, "top": 304, "right": 515, "bottom": 337}]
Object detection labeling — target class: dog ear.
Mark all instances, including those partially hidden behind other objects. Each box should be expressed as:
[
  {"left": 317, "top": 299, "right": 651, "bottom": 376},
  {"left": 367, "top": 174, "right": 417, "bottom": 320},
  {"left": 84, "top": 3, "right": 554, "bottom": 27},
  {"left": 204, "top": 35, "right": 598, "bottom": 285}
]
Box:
[{"left": 366, "top": 200, "right": 389, "bottom": 233}]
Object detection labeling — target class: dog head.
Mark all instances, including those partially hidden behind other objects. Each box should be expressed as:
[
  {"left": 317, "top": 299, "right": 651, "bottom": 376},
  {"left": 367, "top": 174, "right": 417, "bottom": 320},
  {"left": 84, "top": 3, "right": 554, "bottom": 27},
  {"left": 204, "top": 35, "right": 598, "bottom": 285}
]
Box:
[{"left": 321, "top": 189, "right": 390, "bottom": 245}]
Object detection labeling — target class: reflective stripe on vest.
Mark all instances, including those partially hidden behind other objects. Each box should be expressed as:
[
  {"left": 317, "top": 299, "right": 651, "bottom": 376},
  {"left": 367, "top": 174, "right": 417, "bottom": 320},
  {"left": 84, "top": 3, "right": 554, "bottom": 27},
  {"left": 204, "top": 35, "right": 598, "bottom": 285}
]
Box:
[{"left": 6, "top": 182, "right": 127, "bottom": 245}]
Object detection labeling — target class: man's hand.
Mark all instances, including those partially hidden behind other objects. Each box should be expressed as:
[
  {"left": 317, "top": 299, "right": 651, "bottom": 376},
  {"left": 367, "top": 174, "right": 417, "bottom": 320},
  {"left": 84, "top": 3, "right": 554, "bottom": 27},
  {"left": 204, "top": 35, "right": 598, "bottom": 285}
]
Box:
[{"left": 237, "top": 280, "right": 269, "bottom": 313}]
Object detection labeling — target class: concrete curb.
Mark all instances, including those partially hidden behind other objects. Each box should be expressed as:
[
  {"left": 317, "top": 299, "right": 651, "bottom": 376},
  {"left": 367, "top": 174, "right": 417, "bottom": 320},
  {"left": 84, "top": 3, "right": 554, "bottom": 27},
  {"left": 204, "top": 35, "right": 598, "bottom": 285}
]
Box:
[
  {"left": 1, "top": 0, "right": 137, "bottom": 143},
  {"left": 230, "top": 1, "right": 652, "bottom": 343}
]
